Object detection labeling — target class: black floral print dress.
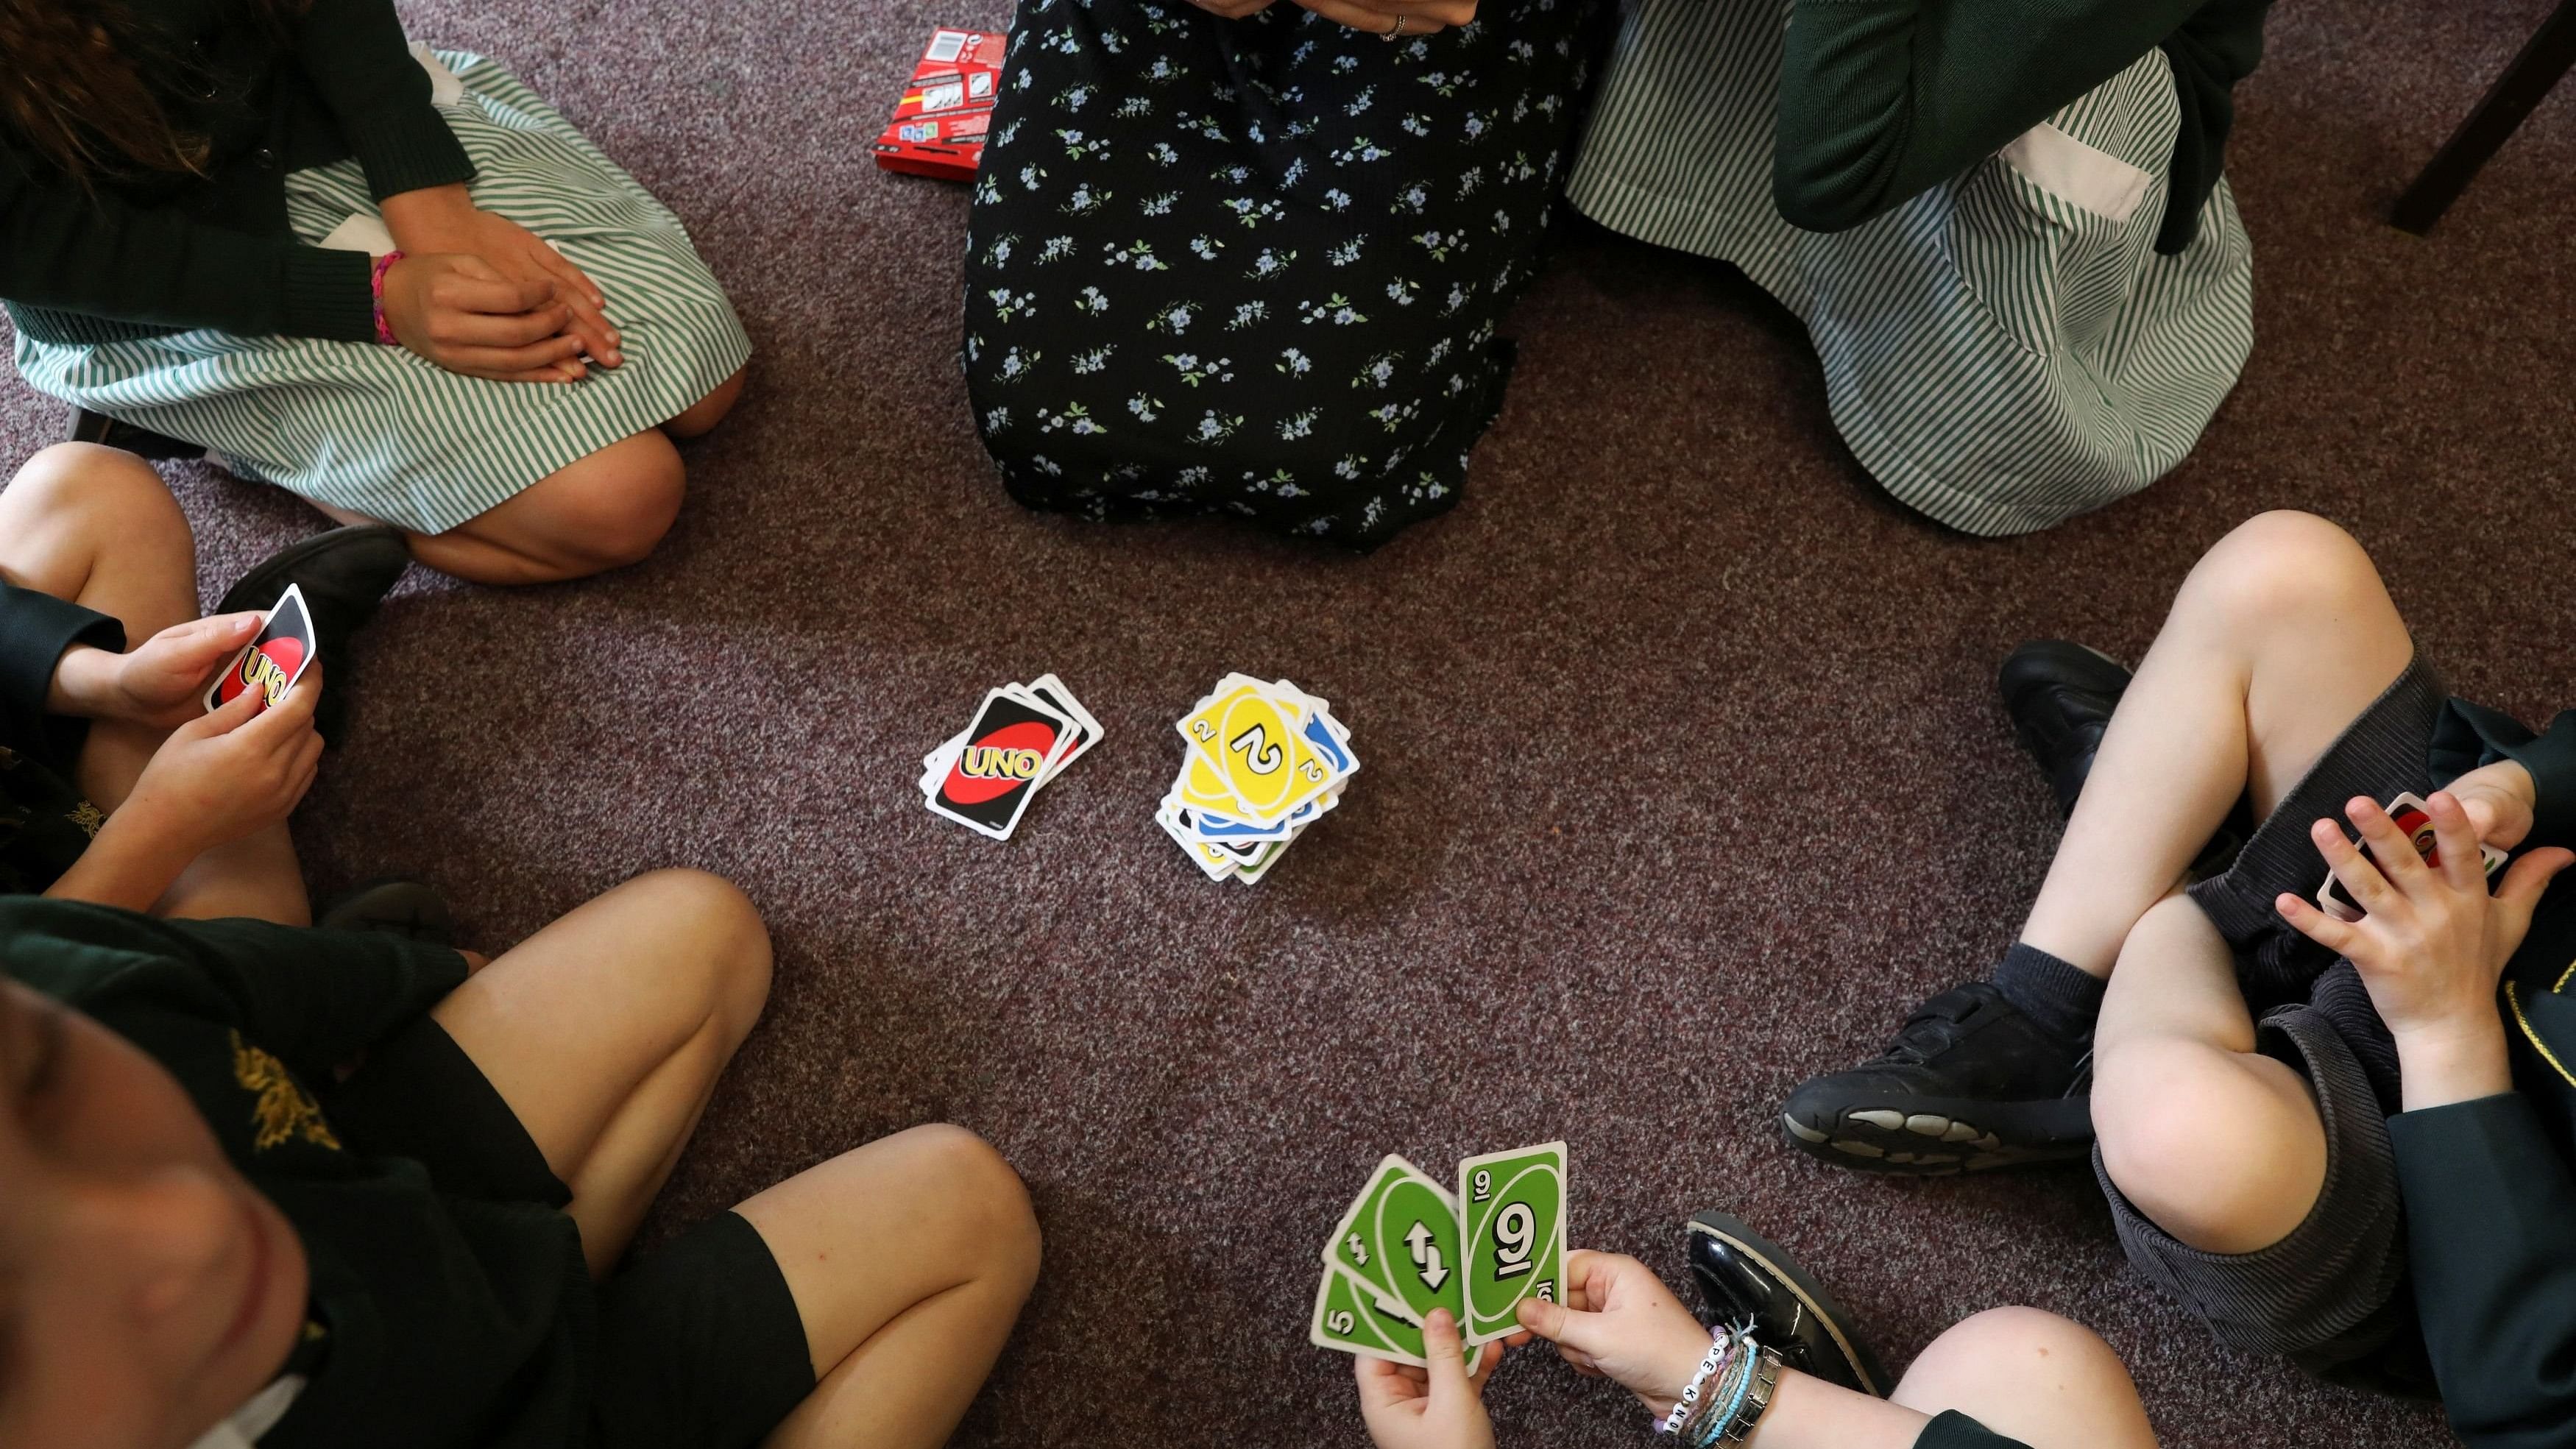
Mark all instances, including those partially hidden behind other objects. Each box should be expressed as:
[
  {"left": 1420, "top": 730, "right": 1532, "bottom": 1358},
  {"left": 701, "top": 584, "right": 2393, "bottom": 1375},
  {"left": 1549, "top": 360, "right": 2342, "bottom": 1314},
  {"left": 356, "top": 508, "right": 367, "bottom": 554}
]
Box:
[{"left": 961, "top": 0, "right": 1606, "bottom": 549}]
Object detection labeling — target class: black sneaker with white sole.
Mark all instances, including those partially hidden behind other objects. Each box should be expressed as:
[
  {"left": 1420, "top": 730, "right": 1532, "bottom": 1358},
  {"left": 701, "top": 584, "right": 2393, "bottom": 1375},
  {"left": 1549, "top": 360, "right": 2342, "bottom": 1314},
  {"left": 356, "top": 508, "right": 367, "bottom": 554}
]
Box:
[
  {"left": 1997, "top": 640, "right": 2131, "bottom": 820},
  {"left": 1779, "top": 982, "right": 2092, "bottom": 1175}
]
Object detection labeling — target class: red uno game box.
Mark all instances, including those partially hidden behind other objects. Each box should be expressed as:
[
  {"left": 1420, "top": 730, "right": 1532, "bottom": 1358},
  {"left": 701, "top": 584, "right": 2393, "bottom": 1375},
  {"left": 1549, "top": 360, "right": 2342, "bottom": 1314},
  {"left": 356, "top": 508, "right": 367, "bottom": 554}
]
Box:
[{"left": 876, "top": 29, "right": 1006, "bottom": 181}]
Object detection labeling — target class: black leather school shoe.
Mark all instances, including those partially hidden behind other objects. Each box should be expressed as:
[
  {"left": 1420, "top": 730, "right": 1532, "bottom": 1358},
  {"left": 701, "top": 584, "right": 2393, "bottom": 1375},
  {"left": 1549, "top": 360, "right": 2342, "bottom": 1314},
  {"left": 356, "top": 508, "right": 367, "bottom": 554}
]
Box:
[{"left": 1684, "top": 1210, "right": 1891, "bottom": 1399}]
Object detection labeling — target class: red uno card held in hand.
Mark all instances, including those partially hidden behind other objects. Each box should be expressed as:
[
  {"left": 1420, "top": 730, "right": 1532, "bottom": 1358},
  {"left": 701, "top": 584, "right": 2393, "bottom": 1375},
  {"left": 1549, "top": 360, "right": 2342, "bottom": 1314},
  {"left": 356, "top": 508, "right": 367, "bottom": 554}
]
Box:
[{"left": 876, "top": 29, "right": 1005, "bottom": 181}]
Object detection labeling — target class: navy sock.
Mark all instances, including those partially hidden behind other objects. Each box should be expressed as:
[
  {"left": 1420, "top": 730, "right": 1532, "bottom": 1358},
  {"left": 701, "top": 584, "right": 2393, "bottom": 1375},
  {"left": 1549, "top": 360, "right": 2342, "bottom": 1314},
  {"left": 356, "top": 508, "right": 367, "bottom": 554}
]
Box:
[{"left": 1992, "top": 943, "right": 2105, "bottom": 1045}]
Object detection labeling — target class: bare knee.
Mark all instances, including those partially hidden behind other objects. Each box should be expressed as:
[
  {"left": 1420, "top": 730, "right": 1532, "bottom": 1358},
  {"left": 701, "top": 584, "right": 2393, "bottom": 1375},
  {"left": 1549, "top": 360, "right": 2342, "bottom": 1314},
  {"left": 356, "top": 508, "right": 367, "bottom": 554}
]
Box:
[
  {"left": 2179, "top": 511, "right": 2390, "bottom": 638},
  {"left": 3, "top": 442, "right": 191, "bottom": 553},
  {"left": 2094, "top": 1037, "right": 2319, "bottom": 1254},
  {"left": 662, "top": 366, "right": 746, "bottom": 440},
  {"left": 461, "top": 433, "right": 684, "bottom": 575},
  {"left": 1900, "top": 1308, "right": 2142, "bottom": 1422},
  {"left": 896, "top": 1124, "right": 1041, "bottom": 1297},
  {"left": 626, "top": 868, "right": 772, "bottom": 1041}
]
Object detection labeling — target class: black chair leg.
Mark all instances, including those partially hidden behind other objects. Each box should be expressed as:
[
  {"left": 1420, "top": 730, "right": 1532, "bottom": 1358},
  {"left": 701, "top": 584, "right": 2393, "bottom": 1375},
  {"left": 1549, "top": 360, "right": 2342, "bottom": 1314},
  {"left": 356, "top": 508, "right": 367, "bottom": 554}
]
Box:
[{"left": 2393, "top": 0, "right": 2576, "bottom": 235}]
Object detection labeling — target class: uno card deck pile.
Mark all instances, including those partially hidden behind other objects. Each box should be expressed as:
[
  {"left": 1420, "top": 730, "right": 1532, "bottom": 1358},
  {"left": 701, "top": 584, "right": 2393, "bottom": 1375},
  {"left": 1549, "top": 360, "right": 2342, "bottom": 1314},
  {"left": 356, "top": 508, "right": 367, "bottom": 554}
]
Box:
[
  {"left": 2318, "top": 790, "right": 2509, "bottom": 922},
  {"left": 921, "top": 675, "right": 1103, "bottom": 840},
  {"left": 203, "top": 584, "right": 316, "bottom": 713},
  {"left": 874, "top": 29, "right": 1004, "bottom": 181},
  {"left": 1309, "top": 1144, "right": 1567, "bottom": 1367},
  {"left": 1158, "top": 676, "right": 1357, "bottom": 885}
]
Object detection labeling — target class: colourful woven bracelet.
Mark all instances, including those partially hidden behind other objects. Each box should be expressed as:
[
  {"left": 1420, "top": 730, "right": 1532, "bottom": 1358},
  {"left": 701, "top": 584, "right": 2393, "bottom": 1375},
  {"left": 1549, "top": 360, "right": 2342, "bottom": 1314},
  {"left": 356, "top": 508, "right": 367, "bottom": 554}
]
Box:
[{"left": 370, "top": 249, "right": 407, "bottom": 346}]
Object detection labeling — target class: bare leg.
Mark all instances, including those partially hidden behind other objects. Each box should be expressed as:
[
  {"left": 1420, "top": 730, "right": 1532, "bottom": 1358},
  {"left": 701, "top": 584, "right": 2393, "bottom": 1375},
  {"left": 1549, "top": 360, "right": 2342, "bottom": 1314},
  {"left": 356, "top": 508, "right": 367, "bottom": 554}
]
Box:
[
  {"left": 0, "top": 444, "right": 308, "bottom": 922},
  {"left": 319, "top": 431, "right": 686, "bottom": 587},
  {"left": 431, "top": 868, "right": 773, "bottom": 1274},
  {"left": 662, "top": 365, "right": 746, "bottom": 440},
  {"left": 314, "top": 366, "right": 745, "bottom": 585},
  {"left": 743, "top": 1125, "right": 1041, "bottom": 1449},
  {"left": 2018, "top": 511, "right": 2417, "bottom": 976},
  {"left": 428, "top": 866, "right": 1037, "bottom": 1443},
  {"left": 2092, "top": 894, "right": 2326, "bottom": 1252},
  {"left": 1746, "top": 1309, "right": 2156, "bottom": 1449},
  {"left": 2065, "top": 513, "right": 2416, "bottom": 1253}
]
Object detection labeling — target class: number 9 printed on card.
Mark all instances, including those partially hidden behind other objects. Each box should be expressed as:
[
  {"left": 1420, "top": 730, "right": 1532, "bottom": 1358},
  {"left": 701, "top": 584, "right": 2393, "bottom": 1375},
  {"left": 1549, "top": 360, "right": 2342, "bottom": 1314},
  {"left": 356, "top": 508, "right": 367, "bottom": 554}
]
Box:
[
  {"left": 1156, "top": 674, "right": 1357, "bottom": 885},
  {"left": 1309, "top": 1144, "right": 1567, "bottom": 1365}
]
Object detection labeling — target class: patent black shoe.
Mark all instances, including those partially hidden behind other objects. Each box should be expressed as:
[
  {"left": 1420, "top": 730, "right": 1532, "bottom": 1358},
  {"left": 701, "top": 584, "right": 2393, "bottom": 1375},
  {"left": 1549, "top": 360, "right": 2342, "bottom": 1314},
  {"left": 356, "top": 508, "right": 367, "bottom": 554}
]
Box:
[
  {"left": 217, "top": 525, "right": 411, "bottom": 743},
  {"left": 316, "top": 878, "right": 455, "bottom": 948},
  {"left": 1684, "top": 1211, "right": 1889, "bottom": 1397},
  {"left": 1780, "top": 983, "right": 2093, "bottom": 1175},
  {"left": 67, "top": 407, "right": 207, "bottom": 462},
  {"left": 1998, "top": 641, "right": 2131, "bottom": 818}
]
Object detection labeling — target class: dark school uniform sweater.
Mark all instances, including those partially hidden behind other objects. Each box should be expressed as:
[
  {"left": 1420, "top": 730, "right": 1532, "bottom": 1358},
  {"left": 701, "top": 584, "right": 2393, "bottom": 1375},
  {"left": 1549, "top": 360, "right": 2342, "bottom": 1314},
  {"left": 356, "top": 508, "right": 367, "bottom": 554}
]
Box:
[
  {"left": 0, "top": 587, "right": 127, "bottom": 893},
  {"left": 0, "top": 0, "right": 473, "bottom": 345},
  {"left": 0, "top": 584, "right": 124, "bottom": 775},
  {"left": 3, "top": 900, "right": 595, "bottom": 1449},
  {"left": 2394, "top": 702, "right": 2576, "bottom": 1448},
  {"left": 1772, "top": 0, "right": 2274, "bottom": 253}
]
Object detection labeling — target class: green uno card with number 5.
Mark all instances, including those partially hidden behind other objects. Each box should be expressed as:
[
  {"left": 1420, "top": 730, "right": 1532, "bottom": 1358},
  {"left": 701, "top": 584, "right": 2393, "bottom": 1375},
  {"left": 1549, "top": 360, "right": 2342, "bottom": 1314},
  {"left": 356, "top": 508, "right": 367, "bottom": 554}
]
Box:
[
  {"left": 1456, "top": 1141, "right": 1568, "bottom": 1343},
  {"left": 1309, "top": 1264, "right": 1484, "bottom": 1372}
]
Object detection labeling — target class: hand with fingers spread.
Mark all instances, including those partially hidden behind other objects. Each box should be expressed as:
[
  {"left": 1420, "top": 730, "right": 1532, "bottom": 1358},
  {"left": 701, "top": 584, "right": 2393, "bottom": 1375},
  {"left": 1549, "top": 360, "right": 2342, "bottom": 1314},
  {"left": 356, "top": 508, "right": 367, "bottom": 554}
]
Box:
[
  {"left": 1292, "top": 0, "right": 1476, "bottom": 39},
  {"left": 1512, "top": 1250, "right": 1713, "bottom": 1418},
  {"left": 1354, "top": 1308, "right": 1503, "bottom": 1449},
  {"left": 381, "top": 184, "right": 621, "bottom": 375},
  {"left": 46, "top": 613, "right": 264, "bottom": 730},
  {"left": 118, "top": 671, "right": 328, "bottom": 864},
  {"left": 2276, "top": 790, "right": 2575, "bottom": 1109}
]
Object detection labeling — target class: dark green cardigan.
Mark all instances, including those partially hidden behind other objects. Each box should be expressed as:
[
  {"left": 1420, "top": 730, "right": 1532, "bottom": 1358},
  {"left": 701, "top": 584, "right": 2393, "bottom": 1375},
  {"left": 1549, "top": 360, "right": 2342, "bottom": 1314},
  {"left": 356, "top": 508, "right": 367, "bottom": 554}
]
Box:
[
  {"left": 3, "top": 899, "right": 599, "bottom": 1449},
  {"left": 0, "top": 0, "right": 474, "bottom": 345},
  {"left": 1772, "top": 0, "right": 2275, "bottom": 254}
]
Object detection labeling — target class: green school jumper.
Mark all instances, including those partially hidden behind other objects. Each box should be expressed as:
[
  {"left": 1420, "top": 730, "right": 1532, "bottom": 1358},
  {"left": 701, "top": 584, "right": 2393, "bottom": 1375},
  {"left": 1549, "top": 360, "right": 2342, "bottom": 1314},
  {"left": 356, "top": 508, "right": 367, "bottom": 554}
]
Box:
[{"left": 1568, "top": 0, "right": 2271, "bottom": 536}]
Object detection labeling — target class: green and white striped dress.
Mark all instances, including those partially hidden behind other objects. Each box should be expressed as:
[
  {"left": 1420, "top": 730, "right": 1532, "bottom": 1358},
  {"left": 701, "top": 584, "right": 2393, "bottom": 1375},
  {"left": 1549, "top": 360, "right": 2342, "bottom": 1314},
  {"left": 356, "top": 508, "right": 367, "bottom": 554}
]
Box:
[
  {"left": 10, "top": 49, "right": 750, "bottom": 536},
  {"left": 1567, "top": 0, "right": 2254, "bottom": 536}
]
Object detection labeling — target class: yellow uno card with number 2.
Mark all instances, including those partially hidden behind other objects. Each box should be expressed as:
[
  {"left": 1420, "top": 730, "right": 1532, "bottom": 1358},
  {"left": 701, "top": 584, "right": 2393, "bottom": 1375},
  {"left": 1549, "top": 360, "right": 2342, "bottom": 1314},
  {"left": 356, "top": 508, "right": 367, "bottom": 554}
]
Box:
[{"left": 1178, "top": 685, "right": 1336, "bottom": 821}]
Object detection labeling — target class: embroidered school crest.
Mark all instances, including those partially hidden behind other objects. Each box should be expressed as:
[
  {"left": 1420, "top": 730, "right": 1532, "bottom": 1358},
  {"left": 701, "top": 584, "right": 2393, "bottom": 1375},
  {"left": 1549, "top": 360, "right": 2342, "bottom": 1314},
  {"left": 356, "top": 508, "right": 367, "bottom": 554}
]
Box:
[{"left": 230, "top": 1031, "right": 339, "bottom": 1152}]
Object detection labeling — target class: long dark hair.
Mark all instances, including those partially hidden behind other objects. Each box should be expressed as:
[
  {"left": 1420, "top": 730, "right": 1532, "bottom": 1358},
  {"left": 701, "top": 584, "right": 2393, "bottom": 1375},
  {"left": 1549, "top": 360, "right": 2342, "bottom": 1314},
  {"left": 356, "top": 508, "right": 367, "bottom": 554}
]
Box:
[{"left": 0, "top": 0, "right": 307, "bottom": 185}]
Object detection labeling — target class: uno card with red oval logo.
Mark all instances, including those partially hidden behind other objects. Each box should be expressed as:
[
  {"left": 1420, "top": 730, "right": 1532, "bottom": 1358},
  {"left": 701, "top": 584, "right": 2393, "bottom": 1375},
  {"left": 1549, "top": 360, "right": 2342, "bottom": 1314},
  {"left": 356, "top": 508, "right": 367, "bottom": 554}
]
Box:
[
  {"left": 924, "top": 687, "right": 1078, "bottom": 840},
  {"left": 202, "top": 583, "right": 316, "bottom": 714}
]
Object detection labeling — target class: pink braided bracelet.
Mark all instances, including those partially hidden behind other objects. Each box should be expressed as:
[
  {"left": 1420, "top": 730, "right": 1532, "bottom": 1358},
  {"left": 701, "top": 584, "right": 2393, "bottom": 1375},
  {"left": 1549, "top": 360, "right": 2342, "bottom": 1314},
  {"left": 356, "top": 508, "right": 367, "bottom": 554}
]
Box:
[{"left": 369, "top": 249, "right": 407, "bottom": 346}]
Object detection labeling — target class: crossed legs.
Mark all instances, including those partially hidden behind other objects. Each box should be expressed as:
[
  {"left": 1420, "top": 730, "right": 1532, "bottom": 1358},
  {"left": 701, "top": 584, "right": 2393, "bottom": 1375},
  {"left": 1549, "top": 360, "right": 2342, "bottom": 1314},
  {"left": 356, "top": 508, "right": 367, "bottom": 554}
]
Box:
[
  {"left": 2012, "top": 511, "right": 2416, "bottom": 1255},
  {"left": 431, "top": 869, "right": 1038, "bottom": 1449},
  {"left": 320, "top": 366, "right": 747, "bottom": 587},
  {"left": 0, "top": 443, "right": 308, "bottom": 923}
]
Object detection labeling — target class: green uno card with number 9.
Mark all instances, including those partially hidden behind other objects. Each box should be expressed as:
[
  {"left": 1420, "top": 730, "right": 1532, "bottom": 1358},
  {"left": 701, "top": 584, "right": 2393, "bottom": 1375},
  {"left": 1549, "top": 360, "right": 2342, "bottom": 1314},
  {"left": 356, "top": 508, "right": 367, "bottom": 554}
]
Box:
[
  {"left": 1456, "top": 1141, "right": 1568, "bottom": 1343},
  {"left": 1321, "top": 1155, "right": 1465, "bottom": 1328}
]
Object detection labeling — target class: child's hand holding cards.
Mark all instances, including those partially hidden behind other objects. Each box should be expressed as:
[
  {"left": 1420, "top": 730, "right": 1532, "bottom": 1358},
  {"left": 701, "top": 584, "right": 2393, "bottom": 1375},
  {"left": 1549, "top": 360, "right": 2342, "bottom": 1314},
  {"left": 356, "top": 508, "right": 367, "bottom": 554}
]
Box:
[
  {"left": 1309, "top": 1143, "right": 1566, "bottom": 1368},
  {"left": 2316, "top": 790, "right": 2509, "bottom": 923},
  {"left": 202, "top": 584, "right": 316, "bottom": 714}
]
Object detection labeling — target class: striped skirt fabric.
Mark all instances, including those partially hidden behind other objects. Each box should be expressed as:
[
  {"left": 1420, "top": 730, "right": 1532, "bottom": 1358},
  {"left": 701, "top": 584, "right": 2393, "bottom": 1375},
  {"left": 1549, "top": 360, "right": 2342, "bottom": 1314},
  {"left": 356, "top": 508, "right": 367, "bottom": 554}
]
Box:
[
  {"left": 1565, "top": 0, "right": 2255, "bottom": 536},
  {"left": 10, "top": 49, "right": 751, "bottom": 536}
]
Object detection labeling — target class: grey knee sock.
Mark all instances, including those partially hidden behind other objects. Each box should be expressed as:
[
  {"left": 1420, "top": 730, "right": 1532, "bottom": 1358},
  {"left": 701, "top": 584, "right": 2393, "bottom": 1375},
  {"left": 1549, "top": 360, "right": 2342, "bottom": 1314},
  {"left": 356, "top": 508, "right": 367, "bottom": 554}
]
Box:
[{"left": 1992, "top": 942, "right": 2106, "bottom": 1045}]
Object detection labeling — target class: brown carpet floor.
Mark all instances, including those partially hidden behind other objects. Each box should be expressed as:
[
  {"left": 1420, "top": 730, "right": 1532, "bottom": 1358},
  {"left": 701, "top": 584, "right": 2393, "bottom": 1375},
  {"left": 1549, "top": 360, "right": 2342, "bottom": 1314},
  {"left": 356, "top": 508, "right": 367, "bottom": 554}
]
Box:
[{"left": 5, "top": 0, "right": 2572, "bottom": 1442}]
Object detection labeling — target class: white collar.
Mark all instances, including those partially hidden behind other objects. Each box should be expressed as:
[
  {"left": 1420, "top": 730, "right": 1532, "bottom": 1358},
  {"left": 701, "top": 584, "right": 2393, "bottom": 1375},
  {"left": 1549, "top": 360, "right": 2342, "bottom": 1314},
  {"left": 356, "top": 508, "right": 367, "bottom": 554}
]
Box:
[{"left": 183, "top": 1375, "right": 305, "bottom": 1449}]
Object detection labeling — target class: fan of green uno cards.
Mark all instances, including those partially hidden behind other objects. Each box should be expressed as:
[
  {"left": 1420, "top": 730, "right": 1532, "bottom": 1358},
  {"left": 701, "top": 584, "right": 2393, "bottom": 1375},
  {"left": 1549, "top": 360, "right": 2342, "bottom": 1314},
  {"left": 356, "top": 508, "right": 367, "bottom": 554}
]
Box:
[{"left": 1309, "top": 1143, "right": 1568, "bottom": 1367}]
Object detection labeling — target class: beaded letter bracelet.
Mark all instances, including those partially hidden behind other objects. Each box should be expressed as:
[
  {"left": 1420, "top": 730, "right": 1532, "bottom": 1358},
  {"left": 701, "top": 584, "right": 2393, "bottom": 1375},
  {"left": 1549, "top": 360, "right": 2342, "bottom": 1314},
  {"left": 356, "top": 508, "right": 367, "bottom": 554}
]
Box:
[
  {"left": 1691, "top": 1336, "right": 1759, "bottom": 1448},
  {"left": 370, "top": 250, "right": 407, "bottom": 346},
  {"left": 1657, "top": 1326, "right": 1737, "bottom": 1436}
]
